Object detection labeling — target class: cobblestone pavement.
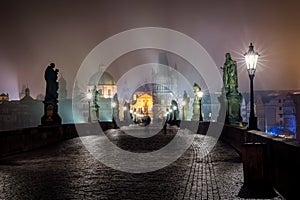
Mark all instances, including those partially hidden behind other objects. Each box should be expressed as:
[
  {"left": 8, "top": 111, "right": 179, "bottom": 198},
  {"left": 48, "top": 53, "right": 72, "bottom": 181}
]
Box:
[{"left": 0, "top": 129, "right": 283, "bottom": 200}]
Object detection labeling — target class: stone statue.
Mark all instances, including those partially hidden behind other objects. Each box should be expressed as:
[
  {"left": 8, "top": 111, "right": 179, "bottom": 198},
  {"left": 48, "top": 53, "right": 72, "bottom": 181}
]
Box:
[
  {"left": 220, "top": 53, "right": 242, "bottom": 125},
  {"left": 167, "top": 100, "right": 180, "bottom": 126},
  {"left": 192, "top": 83, "right": 202, "bottom": 120},
  {"left": 223, "top": 53, "right": 239, "bottom": 94},
  {"left": 193, "top": 83, "right": 201, "bottom": 102},
  {"left": 182, "top": 90, "right": 190, "bottom": 120},
  {"left": 44, "top": 63, "right": 59, "bottom": 101},
  {"left": 41, "top": 63, "right": 61, "bottom": 126},
  {"left": 92, "top": 85, "right": 99, "bottom": 121}
]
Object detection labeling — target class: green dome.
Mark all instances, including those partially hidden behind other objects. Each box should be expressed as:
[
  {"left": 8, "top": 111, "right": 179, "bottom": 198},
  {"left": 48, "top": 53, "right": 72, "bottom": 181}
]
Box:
[{"left": 89, "top": 71, "right": 116, "bottom": 85}]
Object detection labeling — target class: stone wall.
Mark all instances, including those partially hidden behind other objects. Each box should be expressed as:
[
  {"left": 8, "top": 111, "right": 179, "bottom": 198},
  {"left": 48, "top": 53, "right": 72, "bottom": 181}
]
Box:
[{"left": 0, "top": 122, "right": 115, "bottom": 157}]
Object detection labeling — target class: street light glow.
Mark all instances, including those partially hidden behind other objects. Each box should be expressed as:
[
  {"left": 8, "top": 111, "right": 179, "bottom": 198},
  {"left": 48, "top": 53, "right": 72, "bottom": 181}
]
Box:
[
  {"left": 197, "top": 91, "right": 204, "bottom": 98},
  {"left": 244, "top": 43, "right": 260, "bottom": 76},
  {"left": 87, "top": 90, "right": 92, "bottom": 100}
]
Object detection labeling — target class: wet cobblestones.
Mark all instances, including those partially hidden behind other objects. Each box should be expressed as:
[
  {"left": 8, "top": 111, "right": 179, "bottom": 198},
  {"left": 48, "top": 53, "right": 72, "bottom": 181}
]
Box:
[{"left": 0, "top": 130, "right": 283, "bottom": 200}]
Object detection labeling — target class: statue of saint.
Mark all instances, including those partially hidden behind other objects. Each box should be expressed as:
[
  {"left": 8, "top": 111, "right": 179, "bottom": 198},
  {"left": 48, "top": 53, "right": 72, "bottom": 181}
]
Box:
[
  {"left": 223, "top": 53, "right": 238, "bottom": 93},
  {"left": 182, "top": 90, "right": 190, "bottom": 120},
  {"left": 220, "top": 53, "right": 242, "bottom": 125},
  {"left": 44, "top": 63, "right": 59, "bottom": 101},
  {"left": 193, "top": 83, "right": 201, "bottom": 101},
  {"left": 41, "top": 62, "right": 62, "bottom": 125}
]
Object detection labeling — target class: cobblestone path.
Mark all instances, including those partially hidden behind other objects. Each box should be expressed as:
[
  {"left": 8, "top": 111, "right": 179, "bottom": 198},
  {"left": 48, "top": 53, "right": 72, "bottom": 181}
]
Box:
[{"left": 0, "top": 130, "right": 283, "bottom": 200}]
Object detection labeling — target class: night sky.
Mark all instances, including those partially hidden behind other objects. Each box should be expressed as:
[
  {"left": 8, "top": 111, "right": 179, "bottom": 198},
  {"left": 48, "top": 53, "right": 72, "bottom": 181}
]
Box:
[{"left": 1, "top": 0, "right": 300, "bottom": 99}]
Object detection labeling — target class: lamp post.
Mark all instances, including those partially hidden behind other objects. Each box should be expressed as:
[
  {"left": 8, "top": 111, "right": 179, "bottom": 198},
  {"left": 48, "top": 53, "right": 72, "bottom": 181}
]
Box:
[
  {"left": 87, "top": 89, "right": 92, "bottom": 123},
  {"left": 244, "top": 43, "right": 259, "bottom": 130},
  {"left": 197, "top": 90, "right": 204, "bottom": 121}
]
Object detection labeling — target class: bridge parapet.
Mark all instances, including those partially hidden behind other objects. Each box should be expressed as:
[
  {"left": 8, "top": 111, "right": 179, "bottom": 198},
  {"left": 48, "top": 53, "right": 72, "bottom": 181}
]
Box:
[
  {"left": 0, "top": 122, "right": 115, "bottom": 158},
  {"left": 220, "top": 123, "right": 300, "bottom": 199}
]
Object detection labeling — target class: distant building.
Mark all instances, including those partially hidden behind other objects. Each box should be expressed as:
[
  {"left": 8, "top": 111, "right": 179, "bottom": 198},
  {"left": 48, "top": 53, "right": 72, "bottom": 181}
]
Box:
[
  {"left": 152, "top": 52, "right": 178, "bottom": 108},
  {"left": 0, "top": 93, "right": 9, "bottom": 103},
  {"left": 86, "top": 68, "right": 117, "bottom": 122},
  {"left": 291, "top": 93, "right": 300, "bottom": 139},
  {"left": 283, "top": 94, "right": 296, "bottom": 137},
  {"left": 0, "top": 87, "right": 43, "bottom": 130},
  {"left": 242, "top": 90, "right": 296, "bottom": 138},
  {"left": 256, "top": 95, "right": 265, "bottom": 131}
]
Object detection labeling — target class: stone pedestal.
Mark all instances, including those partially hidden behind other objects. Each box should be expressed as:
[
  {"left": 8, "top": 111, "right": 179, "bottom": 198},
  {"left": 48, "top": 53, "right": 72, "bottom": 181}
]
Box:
[
  {"left": 41, "top": 100, "right": 62, "bottom": 126},
  {"left": 192, "top": 101, "right": 200, "bottom": 121},
  {"left": 227, "top": 92, "right": 242, "bottom": 125}
]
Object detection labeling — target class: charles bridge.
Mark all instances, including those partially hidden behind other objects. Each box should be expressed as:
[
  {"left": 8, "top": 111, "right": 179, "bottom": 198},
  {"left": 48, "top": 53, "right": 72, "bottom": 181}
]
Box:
[{"left": 0, "top": 122, "right": 299, "bottom": 199}]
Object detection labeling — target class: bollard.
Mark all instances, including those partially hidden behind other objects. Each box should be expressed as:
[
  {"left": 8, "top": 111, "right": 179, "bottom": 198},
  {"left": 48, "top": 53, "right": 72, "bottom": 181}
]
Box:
[{"left": 242, "top": 143, "right": 270, "bottom": 186}]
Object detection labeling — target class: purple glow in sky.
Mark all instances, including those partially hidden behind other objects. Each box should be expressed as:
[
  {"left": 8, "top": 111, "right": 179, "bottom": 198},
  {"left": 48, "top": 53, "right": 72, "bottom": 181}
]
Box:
[{"left": 1, "top": 0, "right": 300, "bottom": 99}]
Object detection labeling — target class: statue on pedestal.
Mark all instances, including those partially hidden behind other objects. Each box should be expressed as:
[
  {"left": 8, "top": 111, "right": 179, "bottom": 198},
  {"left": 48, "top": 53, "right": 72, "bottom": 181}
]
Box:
[
  {"left": 167, "top": 100, "right": 180, "bottom": 126},
  {"left": 92, "top": 85, "right": 99, "bottom": 121},
  {"left": 220, "top": 53, "right": 242, "bottom": 125},
  {"left": 182, "top": 90, "right": 190, "bottom": 120},
  {"left": 192, "top": 83, "right": 201, "bottom": 121},
  {"left": 41, "top": 63, "right": 62, "bottom": 126}
]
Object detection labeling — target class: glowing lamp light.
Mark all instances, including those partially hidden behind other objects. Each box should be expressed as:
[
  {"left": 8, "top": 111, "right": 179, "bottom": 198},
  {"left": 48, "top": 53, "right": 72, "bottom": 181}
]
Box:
[
  {"left": 197, "top": 91, "right": 204, "bottom": 99},
  {"left": 244, "top": 43, "right": 260, "bottom": 76},
  {"left": 87, "top": 90, "right": 92, "bottom": 100}
]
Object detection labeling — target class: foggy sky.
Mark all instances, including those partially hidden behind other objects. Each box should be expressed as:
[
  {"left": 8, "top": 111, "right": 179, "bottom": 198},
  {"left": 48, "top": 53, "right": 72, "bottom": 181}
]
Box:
[{"left": 1, "top": 0, "right": 300, "bottom": 99}]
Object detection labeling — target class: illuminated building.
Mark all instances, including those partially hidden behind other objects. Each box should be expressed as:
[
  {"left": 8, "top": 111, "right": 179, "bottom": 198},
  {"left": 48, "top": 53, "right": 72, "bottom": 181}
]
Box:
[
  {"left": 0, "top": 93, "right": 9, "bottom": 103},
  {"left": 87, "top": 68, "right": 117, "bottom": 122},
  {"left": 130, "top": 84, "right": 154, "bottom": 123}
]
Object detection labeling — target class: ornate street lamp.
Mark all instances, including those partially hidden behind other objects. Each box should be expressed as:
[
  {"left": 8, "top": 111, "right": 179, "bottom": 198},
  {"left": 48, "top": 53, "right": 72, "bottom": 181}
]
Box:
[
  {"left": 244, "top": 43, "right": 260, "bottom": 130},
  {"left": 87, "top": 89, "right": 92, "bottom": 123},
  {"left": 197, "top": 90, "right": 204, "bottom": 121}
]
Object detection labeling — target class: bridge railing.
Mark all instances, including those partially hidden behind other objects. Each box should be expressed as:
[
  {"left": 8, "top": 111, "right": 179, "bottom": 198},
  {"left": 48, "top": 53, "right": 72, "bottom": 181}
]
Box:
[{"left": 218, "top": 122, "right": 300, "bottom": 199}]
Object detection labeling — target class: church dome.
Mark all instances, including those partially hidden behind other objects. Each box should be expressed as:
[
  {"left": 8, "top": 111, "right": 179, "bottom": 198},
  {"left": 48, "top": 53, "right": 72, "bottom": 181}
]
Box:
[{"left": 89, "top": 71, "right": 116, "bottom": 86}]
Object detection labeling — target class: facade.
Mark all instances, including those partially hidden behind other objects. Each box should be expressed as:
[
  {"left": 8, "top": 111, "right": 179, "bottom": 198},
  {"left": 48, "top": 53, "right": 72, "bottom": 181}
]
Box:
[
  {"left": 256, "top": 95, "right": 265, "bottom": 131},
  {"left": 283, "top": 94, "right": 296, "bottom": 136},
  {"left": 129, "top": 85, "right": 154, "bottom": 123},
  {"left": 151, "top": 52, "right": 179, "bottom": 123},
  {"left": 242, "top": 91, "right": 296, "bottom": 138},
  {"left": 0, "top": 88, "right": 43, "bottom": 130},
  {"left": 0, "top": 93, "right": 9, "bottom": 103},
  {"left": 291, "top": 93, "right": 300, "bottom": 139}
]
